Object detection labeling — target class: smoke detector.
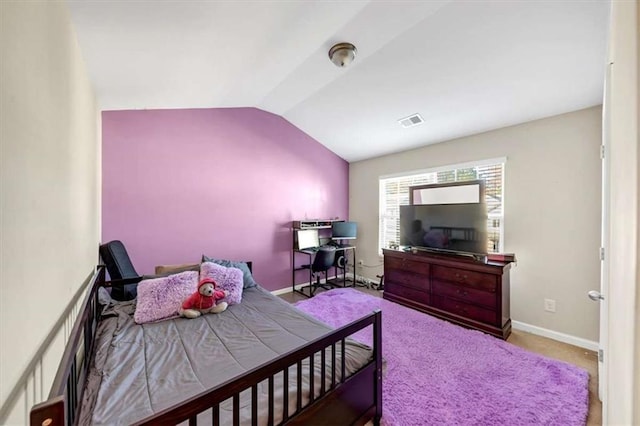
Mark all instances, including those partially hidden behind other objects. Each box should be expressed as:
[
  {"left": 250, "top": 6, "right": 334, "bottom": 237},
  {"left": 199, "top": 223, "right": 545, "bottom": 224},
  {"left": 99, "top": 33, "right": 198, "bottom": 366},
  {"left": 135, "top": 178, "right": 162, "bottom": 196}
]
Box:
[{"left": 398, "top": 113, "right": 424, "bottom": 128}]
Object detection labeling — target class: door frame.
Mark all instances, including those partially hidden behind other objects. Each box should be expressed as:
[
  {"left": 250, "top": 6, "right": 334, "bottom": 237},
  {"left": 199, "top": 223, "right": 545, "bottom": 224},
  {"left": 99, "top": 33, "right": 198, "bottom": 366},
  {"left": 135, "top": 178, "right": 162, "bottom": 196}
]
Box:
[{"left": 604, "top": 1, "right": 639, "bottom": 424}]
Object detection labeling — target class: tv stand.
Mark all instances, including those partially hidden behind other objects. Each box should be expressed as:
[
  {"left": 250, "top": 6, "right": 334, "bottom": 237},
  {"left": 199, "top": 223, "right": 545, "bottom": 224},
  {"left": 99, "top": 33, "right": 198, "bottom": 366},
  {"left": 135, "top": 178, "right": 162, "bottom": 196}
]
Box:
[{"left": 382, "top": 248, "right": 512, "bottom": 339}]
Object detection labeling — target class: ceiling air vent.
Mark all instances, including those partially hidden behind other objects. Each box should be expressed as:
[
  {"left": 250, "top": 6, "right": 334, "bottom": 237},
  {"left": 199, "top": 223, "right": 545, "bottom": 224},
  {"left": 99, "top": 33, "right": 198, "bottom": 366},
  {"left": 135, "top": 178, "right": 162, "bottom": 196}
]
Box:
[{"left": 398, "top": 113, "right": 424, "bottom": 128}]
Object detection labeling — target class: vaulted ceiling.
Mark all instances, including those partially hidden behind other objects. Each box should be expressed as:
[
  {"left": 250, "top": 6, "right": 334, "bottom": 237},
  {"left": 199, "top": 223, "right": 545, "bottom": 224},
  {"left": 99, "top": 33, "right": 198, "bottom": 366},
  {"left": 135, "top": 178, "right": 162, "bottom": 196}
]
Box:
[{"left": 68, "top": 0, "right": 609, "bottom": 162}]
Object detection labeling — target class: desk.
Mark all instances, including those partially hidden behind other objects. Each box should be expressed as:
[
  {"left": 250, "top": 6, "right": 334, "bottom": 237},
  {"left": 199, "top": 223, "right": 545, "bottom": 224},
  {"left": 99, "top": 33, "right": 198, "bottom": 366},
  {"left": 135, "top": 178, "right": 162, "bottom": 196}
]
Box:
[{"left": 292, "top": 245, "right": 356, "bottom": 298}]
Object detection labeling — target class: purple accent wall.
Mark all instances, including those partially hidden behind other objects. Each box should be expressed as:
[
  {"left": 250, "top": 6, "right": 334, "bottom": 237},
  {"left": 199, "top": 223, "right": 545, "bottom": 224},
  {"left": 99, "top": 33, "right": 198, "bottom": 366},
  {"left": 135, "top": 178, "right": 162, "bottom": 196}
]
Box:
[{"left": 102, "top": 108, "right": 348, "bottom": 291}]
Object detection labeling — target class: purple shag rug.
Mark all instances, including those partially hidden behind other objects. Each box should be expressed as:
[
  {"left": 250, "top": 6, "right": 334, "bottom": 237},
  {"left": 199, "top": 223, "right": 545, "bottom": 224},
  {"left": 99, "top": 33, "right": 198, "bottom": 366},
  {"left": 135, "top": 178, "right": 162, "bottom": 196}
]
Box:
[{"left": 295, "top": 288, "right": 589, "bottom": 426}]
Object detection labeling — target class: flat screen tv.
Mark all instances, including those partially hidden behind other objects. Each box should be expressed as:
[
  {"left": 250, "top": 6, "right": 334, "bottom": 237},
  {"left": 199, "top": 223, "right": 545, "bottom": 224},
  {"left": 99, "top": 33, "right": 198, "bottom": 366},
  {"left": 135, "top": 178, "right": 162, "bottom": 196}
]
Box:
[
  {"left": 332, "top": 221, "right": 357, "bottom": 239},
  {"left": 400, "top": 204, "right": 487, "bottom": 255},
  {"left": 399, "top": 181, "right": 488, "bottom": 255}
]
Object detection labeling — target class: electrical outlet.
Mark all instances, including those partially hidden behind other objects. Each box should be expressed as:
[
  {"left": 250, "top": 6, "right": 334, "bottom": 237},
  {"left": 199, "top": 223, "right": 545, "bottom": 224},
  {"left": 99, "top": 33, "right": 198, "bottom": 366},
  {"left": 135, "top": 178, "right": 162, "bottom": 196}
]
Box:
[{"left": 544, "top": 298, "right": 556, "bottom": 313}]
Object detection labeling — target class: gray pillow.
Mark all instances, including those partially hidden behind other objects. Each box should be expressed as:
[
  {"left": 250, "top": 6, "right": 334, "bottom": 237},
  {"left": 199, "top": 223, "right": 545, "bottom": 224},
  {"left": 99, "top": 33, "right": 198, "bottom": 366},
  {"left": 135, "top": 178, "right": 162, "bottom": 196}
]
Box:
[{"left": 201, "top": 255, "right": 257, "bottom": 289}]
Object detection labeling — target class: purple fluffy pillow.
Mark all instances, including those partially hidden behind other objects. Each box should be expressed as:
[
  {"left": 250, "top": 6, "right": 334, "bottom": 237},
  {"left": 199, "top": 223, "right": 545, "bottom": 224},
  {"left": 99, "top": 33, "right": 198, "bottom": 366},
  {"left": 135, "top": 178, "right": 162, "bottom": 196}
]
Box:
[
  {"left": 200, "top": 262, "right": 244, "bottom": 305},
  {"left": 134, "top": 271, "right": 199, "bottom": 324}
]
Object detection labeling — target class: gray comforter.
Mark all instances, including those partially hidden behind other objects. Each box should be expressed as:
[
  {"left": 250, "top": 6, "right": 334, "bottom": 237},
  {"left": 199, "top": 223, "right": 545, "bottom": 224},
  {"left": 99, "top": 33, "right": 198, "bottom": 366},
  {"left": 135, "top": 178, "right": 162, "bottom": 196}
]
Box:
[{"left": 79, "top": 286, "right": 373, "bottom": 425}]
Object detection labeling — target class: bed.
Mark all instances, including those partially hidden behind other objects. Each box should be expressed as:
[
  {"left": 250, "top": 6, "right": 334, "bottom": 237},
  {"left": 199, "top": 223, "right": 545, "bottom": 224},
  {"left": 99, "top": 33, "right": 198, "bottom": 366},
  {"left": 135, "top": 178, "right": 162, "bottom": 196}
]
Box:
[{"left": 30, "top": 265, "right": 382, "bottom": 426}]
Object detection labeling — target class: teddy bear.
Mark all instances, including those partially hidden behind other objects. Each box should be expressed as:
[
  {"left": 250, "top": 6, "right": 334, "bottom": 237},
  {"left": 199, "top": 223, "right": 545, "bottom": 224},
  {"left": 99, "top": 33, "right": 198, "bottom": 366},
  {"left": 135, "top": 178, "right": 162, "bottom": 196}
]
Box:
[{"left": 179, "top": 277, "right": 228, "bottom": 319}]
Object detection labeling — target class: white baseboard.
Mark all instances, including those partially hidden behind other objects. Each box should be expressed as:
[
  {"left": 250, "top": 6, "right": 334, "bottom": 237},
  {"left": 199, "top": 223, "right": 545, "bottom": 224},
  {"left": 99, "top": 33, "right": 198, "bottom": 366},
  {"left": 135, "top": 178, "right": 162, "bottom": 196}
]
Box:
[
  {"left": 271, "top": 276, "right": 340, "bottom": 296},
  {"left": 271, "top": 286, "right": 293, "bottom": 295},
  {"left": 511, "top": 320, "right": 599, "bottom": 351}
]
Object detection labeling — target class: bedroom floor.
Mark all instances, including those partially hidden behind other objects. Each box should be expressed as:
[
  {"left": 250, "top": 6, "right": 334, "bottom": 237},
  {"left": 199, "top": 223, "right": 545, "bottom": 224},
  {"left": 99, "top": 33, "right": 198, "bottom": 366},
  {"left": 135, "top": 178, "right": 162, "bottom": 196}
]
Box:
[{"left": 279, "top": 286, "right": 602, "bottom": 426}]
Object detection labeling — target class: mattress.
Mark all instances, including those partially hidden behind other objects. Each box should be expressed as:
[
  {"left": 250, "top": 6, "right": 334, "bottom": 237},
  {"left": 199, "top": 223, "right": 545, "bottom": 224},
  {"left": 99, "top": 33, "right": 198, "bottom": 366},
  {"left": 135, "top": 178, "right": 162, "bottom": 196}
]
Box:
[{"left": 79, "top": 286, "right": 373, "bottom": 425}]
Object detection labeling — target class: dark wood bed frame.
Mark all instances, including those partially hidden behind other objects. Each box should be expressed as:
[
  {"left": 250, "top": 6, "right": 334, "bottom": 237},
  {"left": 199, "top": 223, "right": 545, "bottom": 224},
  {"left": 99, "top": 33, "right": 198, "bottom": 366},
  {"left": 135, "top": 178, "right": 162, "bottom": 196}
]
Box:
[{"left": 30, "top": 265, "right": 383, "bottom": 426}]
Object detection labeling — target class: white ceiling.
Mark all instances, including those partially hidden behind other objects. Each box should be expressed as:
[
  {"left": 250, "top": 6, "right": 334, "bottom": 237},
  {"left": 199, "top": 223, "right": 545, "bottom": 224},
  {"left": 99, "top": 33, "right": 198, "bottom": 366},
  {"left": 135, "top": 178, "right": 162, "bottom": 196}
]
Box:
[{"left": 68, "top": 0, "right": 609, "bottom": 162}]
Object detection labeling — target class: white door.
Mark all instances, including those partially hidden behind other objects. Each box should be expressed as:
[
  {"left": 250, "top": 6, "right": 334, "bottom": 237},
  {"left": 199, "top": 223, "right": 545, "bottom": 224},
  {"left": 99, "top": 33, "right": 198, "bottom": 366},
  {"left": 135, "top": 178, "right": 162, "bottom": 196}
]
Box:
[{"left": 591, "top": 60, "right": 612, "bottom": 402}]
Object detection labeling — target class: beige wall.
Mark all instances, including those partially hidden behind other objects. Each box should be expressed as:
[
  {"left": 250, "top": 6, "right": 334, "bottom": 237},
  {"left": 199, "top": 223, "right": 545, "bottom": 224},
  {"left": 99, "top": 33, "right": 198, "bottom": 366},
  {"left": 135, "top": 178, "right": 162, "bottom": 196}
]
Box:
[
  {"left": 350, "top": 106, "right": 602, "bottom": 342},
  {"left": 0, "top": 0, "right": 100, "bottom": 422}
]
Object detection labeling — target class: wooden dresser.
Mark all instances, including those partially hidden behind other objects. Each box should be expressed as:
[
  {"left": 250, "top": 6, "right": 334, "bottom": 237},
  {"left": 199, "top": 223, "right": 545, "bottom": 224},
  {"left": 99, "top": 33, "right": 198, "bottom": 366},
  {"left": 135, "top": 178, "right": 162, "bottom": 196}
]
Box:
[{"left": 382, "top": 248, "right": 512, "bottom": 339}]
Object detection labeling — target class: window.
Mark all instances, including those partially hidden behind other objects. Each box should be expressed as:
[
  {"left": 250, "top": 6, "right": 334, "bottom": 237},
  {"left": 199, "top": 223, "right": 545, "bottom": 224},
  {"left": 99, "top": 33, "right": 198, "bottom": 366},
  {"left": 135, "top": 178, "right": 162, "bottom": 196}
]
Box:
[{"left": 379, "top": 159, "right": 505, "bottom": 254}]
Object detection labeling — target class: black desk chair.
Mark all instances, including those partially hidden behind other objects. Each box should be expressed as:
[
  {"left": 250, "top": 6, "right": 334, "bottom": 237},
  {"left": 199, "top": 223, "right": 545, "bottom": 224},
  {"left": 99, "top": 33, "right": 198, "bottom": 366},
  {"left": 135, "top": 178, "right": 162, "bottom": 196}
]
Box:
[
  {"left": 306, "top": 246, "right": 336, "bottom": 296},
  {"left": 99, "top": 240, "right": 141, "bottom": 301}
]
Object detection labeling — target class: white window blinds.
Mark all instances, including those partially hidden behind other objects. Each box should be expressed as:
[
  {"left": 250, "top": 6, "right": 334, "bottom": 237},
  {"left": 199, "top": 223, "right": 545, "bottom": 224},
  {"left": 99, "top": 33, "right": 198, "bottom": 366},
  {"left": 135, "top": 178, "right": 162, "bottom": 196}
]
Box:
[{"left": 379, "top": 161, "right": 504, "bottom": 254}]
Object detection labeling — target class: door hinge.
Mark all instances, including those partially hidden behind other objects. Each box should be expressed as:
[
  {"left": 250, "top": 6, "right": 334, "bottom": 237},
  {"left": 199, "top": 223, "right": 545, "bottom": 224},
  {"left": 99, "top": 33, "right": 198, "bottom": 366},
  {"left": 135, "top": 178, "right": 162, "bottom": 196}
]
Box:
[
  {"left": 600, "top": 145, "right": 605, "bottom": 159},
  {"left": 598, "top": 349, "right": 604, "bottom": 363},
  {"left": 600, "top": 247, "right": 605, "bottom": 261}
]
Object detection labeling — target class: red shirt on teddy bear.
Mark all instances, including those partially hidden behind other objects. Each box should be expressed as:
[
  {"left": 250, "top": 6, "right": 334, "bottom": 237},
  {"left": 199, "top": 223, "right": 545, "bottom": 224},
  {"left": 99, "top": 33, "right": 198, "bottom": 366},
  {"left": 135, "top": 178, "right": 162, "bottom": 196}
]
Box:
[{"left": 181, "top": 278, "right": 226, "bottom": 310}]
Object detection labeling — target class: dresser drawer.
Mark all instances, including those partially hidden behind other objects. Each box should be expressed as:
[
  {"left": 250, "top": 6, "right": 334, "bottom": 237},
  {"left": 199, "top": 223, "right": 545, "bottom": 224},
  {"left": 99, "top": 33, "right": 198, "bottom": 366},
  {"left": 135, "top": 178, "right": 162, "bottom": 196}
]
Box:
[
  {"left": 385, "top": 269, "right": 429, "bottom": 290},
  {"left": 432, "top": 296, "right": 497, "bottom": 325},
  {"left": 431, "top": 265, "right": 497, "bottom": 292},
  {"left": 384, "top": 282, "right": 430, "bottom": 306},
  {"left": 432, "top": 281, "right": 497, "bottom": 309},
  {"left": 385, "top": 256, "right": 430, "bottom": 275}
]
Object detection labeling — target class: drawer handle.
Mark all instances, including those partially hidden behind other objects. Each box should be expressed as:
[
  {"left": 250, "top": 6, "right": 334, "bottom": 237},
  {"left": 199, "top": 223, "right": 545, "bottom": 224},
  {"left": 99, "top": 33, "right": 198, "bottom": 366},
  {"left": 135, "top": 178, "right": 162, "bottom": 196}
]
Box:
[
  {"left": 454, "top": 273, "right": 468, "bottom": 282},
  {"left": 456, "top": 289, "right": 469, "bottom": 297}
]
